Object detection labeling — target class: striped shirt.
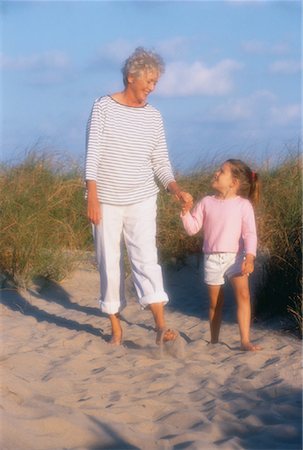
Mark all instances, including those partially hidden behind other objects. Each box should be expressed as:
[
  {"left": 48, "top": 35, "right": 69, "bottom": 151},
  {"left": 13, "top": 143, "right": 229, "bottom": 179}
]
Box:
[{"left": 85, "top": 95, "right": 175, "bottom": 205}]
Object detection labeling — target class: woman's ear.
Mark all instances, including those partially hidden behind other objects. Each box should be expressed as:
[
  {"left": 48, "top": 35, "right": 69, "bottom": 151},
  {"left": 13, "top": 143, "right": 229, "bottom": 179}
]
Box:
[{"left": 127, "top": 75, "right": 134, "bottom": 84}]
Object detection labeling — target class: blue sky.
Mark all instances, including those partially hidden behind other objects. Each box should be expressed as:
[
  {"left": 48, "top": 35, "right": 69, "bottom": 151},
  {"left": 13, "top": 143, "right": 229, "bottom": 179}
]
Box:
[{"left": 0, "top": 0, "right": 301, "bottom": 171}]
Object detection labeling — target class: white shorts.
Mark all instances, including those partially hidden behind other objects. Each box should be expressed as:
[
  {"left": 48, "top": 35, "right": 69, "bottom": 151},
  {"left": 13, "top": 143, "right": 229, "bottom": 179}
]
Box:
[{"left": 204, "top": 252, "right": 244, "bottom": 285}]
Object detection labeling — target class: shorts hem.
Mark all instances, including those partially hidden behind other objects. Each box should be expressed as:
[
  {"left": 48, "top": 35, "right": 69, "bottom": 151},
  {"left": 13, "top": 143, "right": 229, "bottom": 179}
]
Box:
[{"left": 205, "top": 281, "right": 225, "bottom": 286}]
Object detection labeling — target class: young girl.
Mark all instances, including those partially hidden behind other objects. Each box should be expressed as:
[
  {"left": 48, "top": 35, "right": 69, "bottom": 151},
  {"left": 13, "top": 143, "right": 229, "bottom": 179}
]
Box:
[{"left": 181, "top": 159, "right": 261, "bottom": 351}]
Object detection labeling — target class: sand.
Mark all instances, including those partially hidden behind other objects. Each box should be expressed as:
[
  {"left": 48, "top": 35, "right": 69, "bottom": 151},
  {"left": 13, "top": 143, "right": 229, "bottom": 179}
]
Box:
[{"left": 1, "top": 257, "right": 302, "bottom": 450}]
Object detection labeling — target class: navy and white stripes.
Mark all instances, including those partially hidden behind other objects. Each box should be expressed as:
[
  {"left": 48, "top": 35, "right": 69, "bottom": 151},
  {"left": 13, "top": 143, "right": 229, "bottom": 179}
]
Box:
[{"left": 85, "top": 96, "right": 175, "bottom": 205}]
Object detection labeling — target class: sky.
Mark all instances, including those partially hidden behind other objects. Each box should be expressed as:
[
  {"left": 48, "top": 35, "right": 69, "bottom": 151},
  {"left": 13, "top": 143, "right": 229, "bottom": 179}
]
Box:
[{"left": 0, "top": 0, "right": 301, "bottom": 172}]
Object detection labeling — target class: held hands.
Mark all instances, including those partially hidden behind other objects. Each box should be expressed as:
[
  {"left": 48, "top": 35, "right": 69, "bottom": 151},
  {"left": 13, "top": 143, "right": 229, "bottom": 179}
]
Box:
[
  {"left": 168, "top": 181, "right": 193, "bottom": 213},
  {"left": 172, "top": 190, "right": 193, "bottom": 215},
  {"left": 177, "top": 191, "right": 193, "bottom": 215}
]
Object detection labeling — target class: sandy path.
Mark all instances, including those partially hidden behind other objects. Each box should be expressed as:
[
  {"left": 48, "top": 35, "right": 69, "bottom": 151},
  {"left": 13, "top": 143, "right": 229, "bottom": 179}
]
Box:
[{"left": 1, "top": 260, "right": 301, "bottom": 450}]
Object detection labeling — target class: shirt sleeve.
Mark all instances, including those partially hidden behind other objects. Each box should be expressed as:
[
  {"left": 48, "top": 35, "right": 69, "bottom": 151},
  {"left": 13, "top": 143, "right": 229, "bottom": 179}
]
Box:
[
  {"left": 181, "top": 200, "right": 205, "bottom": 236},
  {"left": 85, "top": 99, "right": 105, "bottom": 181},
  {"left": 242, "top": 201, "right": 257, "bottom": 256},
  {"left": 151, "top": 115, "right": 175, "bottom": 189}
]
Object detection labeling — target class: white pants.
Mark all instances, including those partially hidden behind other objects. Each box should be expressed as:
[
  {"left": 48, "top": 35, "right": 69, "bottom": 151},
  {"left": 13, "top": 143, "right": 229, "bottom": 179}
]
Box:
[{"left": 93, "top": 195, "right": 169, "bottom": 315}]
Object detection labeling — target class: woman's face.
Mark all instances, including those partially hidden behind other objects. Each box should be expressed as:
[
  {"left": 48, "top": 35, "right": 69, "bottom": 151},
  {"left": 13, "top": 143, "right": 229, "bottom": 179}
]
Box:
[{"left": 127, "top": 69, "right": 160, "bottom": 105}]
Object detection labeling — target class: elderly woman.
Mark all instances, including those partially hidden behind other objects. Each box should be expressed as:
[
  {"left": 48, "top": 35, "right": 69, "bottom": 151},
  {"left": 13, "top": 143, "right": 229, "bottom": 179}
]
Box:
[{"left": 85, "top": 47, "right": 192, "bottom": 345}]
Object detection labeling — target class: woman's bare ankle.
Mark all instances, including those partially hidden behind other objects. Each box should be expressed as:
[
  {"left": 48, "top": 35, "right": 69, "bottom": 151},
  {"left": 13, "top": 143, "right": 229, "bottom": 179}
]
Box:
[
  {"left": 109, "top": 313, "right": 122, "bottom": 345},
  {"left": 109, "top": 332, "right": 122, "bottom": 345}
]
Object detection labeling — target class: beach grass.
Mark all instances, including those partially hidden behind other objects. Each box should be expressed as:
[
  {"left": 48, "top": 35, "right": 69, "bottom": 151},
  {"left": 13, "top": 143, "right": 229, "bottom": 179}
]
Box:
[
  {"left": 0, "top": 151, "right": 92, "bottom": 286},
  {"left": 1, "top": 148, "right": 301, "bottom": 335},
  {"left": 253, "top": 153, "right": 302, "bottom": 336}
]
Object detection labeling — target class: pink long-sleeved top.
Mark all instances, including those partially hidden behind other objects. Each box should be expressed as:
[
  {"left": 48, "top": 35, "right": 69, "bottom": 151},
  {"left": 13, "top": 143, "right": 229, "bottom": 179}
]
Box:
[{"left": 181, "top": 195, "right": 257, "bottom": 256}]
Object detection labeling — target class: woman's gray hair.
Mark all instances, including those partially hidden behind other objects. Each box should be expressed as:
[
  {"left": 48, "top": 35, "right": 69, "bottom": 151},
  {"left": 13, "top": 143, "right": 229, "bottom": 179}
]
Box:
[{"left": 122, "top": 47, "right": 165, "bottom": 86}]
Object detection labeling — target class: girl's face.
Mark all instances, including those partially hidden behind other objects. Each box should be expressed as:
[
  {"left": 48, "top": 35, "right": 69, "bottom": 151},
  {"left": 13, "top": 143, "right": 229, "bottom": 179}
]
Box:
[
  {"left": 212, "top": 163, "right": 237, "bottom": 196},
  {"left": 127, "top": 69, "right": 159, "bottom": 106}
]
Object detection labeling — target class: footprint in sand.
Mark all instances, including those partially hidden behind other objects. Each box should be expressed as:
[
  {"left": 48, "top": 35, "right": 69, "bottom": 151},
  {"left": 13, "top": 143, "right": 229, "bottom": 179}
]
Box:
[{"left": 158, "top": 334, "right": 186, "bottom": 359}]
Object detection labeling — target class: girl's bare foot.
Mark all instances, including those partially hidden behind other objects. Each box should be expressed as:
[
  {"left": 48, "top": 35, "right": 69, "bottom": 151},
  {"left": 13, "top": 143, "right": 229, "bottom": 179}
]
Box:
[
  {"left": 156, "top": 328, "right": 179, "bottom": 345},
  {"left": 240, "top": 341, "right": 262, "bottom": 351}
]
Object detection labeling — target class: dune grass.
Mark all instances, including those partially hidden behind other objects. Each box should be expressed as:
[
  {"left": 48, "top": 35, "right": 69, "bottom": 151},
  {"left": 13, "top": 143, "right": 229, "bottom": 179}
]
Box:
[
  {"left": 0, "top": 151, "right": 92, "bottom": 286},
  {"left": 1, "top": 148, "right": 301, "bottom": 335},
  {"left": 253, "top": 154, "right": 302, "bottom": 335}
]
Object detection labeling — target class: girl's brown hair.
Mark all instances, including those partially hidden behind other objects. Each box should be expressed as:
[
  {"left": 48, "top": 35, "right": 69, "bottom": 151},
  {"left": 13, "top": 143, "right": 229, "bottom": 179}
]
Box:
[{"left": 226, "top": 159, "right": 260, "bottom": 206}]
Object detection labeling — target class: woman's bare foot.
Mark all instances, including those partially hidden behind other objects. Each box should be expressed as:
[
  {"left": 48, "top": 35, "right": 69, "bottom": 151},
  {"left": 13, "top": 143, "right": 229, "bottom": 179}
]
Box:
[
  {"left": 109, "top": 333, "right": 122, "bottom": 346},
  {"left": 156, "top": 328, "right": 179, "bottom": 345},
  {"left": 240, "top": 341, "right": 262, "bottom": 351}
]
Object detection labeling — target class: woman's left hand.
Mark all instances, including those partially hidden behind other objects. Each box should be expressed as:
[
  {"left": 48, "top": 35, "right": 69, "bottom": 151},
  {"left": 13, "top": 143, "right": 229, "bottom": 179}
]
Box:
[
  {"left": 167, "top": 182, "right": 193, "bottom": 210},
  {"left": 178, "top": 191, "right": 193, "bottom": 207}
]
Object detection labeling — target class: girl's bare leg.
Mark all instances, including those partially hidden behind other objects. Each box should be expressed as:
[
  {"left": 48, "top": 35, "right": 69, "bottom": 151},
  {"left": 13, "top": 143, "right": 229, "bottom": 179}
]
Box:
[
  {"left": 207, "top": 285, "right": 224, "bottom": 343},
  {"left": 109, "top": 313, "right": 123, "bottom": 345},
  {"left": 230, "top": 275, "right": 261, "bottom": 351}
]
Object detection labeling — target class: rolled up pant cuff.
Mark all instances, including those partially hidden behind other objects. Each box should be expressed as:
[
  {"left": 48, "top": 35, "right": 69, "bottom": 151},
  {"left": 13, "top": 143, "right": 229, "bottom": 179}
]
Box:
[
  {"left": 139, "top": 291, "right": 169, "bottom": 309},
  {"left": 99, "top": 299, "right": 127, "bottom": 315}
]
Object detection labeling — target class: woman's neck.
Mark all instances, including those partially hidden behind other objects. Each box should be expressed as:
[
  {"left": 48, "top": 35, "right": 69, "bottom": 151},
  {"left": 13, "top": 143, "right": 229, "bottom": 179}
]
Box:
[{"left": 111, "top": 90, "right": 146, "bottom": 108}]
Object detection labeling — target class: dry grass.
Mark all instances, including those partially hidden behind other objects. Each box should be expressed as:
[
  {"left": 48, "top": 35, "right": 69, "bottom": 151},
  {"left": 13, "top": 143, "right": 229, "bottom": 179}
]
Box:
[
  {"left": 0, "top": 151, "right": 92, "bottom": 285},
  {"left": 1, "top": 148, "right": 301, "bottom": 335},
  {"left": 254, "top": 154, "right": 302, "bottom": 336}
]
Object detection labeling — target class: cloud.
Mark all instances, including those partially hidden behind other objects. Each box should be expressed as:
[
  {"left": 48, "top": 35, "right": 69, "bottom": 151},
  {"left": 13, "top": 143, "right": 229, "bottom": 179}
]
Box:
[
  {"left": 0, "top": 50, "right": 74, "bottom": 86},
  {"left": 0, "top": 50, "right": 71, "bottom": 71},
  {"left": 157, "top": 59, "right": 242, "bottom": 96},
  {"left": 156, "top": 37, "right": 189, "bottom": 60},
  {"left": 210, "top": 90, "right": 275, "bottom": 121},
  {"left": 208, "top": 91, "right": 300, "bottom": 130},
  {"left": 270, "top": 104, "right": 301, "bottom": 125},
  {"left": 91, "top": 37, "right": 190, "bottom": 71},
  {"left": 92, "top": 40, "right": 138, "bottom": 69},
  {"left": 242, "top": 40, "right": 289, "bottom": 55},
  {"left": 269, "top": 59, "right": 301, "bottom": 75}
]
